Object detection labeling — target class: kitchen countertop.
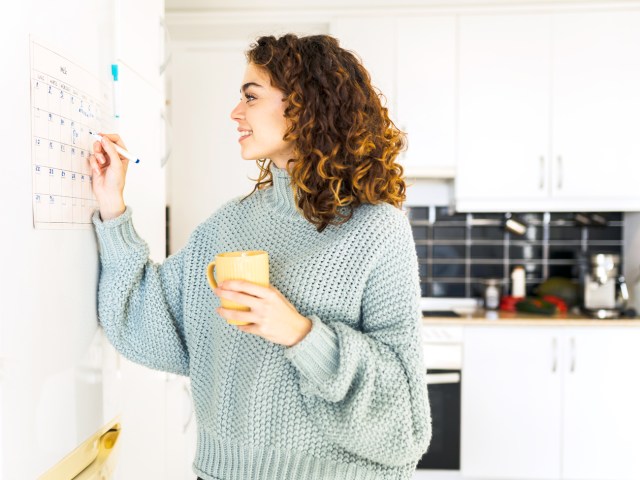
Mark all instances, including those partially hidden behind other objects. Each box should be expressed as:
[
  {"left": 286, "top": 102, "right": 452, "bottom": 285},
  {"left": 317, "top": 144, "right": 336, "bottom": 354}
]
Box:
[{"left": 422, "top": 310, "right": 640, "bottom": 326}]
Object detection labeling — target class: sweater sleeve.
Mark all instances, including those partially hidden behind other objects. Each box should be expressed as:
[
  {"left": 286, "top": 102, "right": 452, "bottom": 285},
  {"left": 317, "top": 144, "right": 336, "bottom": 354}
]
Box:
[
  {"left": 283, "top": 213, "right": 432, "bottom": 467},
  {"left": 92, "top": 207, "right": 191, "bottom": 376}
]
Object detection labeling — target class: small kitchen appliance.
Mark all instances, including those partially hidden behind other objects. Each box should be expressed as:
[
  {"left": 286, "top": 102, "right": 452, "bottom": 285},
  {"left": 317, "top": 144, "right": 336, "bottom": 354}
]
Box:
[{"left": 582, "top": 253, "right": 629, "bottom": 319}]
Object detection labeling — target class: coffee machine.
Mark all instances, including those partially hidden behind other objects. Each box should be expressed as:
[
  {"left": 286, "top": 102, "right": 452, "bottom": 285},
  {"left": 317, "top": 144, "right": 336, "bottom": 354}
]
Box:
[{"left": 582, "top": 253, "right": 629, "bottom": 319}]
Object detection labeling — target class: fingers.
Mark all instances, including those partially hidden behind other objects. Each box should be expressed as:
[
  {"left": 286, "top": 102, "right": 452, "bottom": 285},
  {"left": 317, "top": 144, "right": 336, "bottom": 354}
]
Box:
[
  {"left": 219, "top": 280, "right": 275, "bottom": 299},
  {"left": 217, "top": 307, "right": 256, "bottom": 326},
  {"left": 88, "top": 153, "right": 102, "bottom": 176},
  {"left": 88, "top": 153, "right": 109, "bottom": 176},
  {"left": 98, "top": 132, "right": 127, "bottom": 150},
  {"left": 214, "top": 288, "right": 261, "bottom": 310},
  {"left": 99, "top": 135, "right": 129, "bottom": 172}
]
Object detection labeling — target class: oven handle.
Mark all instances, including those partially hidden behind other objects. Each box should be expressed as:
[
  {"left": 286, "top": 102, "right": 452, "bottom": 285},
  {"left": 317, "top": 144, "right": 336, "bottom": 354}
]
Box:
[{"left": 426, "top": 372, "right": 461, "bottom": 385}]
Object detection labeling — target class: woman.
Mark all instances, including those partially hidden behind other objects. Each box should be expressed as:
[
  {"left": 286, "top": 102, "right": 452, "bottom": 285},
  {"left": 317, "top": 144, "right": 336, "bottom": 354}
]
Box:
[{"left": 89, "top": 34, "right": 431, "bottom": 480}]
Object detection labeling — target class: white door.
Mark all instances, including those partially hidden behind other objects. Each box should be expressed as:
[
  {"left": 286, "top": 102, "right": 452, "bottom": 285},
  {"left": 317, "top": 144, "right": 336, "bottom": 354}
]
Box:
[
  {"left": 551, "top": 11, "right": 640, "bottom": 205},
  {"left": 562, "top": 328, "right": 640, "bottom": 480},
  {"left": 456, "top": 14, "right": 552, "bottom": 209},
  {"left": 461, "top": 326, "right": 562, "bottom": 479},
  {"left": 115, "top": 0, "right": 165, "bottom": 90},
  {"left": 396, "top": 16, "right": 456, "bottom": 177}
]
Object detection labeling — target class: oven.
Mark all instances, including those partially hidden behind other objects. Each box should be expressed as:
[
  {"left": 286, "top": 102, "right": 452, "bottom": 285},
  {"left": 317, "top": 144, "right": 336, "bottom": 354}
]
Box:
[{"left": 413, "top": 324, "right": 463, "bottom": 478}]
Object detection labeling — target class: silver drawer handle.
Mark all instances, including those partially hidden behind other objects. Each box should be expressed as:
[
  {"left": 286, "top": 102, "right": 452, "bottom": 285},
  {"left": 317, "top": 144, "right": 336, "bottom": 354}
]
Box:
[
  {"left": 557, "top": 156, "right": 563, "bottom": 190},
  {"left": 570, "top": 336, "right": 576, "bottom": 373}
]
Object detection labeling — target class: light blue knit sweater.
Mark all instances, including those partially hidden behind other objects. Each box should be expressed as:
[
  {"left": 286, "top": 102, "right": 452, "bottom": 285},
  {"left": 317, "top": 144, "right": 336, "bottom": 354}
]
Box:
[{"left": 92, "top": 163, "right": 431, "bottom": 480}]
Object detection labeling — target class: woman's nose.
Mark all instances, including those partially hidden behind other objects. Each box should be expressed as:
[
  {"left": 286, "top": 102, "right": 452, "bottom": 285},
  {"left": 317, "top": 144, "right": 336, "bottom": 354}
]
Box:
[{"left": 230, "top": 101, "right": 244, "bottom": 121}]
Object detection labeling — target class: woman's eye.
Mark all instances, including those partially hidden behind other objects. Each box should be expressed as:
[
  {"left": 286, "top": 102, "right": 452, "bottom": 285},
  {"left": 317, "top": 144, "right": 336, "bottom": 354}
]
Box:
[{"left": 245, "top": 93, "right": 256, "bottom": 103}]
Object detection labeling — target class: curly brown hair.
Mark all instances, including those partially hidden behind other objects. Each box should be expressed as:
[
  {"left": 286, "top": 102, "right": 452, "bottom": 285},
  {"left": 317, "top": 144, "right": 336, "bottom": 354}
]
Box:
[{"left": 243, "top": 34, "right": 407, "bottom": 232}]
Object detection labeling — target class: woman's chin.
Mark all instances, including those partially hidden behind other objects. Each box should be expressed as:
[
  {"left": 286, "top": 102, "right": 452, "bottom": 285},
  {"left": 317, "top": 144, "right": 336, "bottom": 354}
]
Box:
[{"left": 239, "top": 150, "right": 258, "bottom": 161}]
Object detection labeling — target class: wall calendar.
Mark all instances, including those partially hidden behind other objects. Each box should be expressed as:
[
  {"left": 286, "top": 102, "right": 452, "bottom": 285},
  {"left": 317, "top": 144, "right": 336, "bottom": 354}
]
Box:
[{"left": 30, "top": 39, "right": 112, "bottom": 229}]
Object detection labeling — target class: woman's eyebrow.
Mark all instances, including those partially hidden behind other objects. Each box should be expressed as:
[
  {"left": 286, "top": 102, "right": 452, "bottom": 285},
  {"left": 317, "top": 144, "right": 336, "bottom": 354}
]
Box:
[{"left": 241, "top": 82, "right": 264, "bottom": 93}]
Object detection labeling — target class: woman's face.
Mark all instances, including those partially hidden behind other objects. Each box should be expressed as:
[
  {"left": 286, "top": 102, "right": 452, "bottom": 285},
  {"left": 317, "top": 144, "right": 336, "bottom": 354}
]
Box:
[{"left": 230, "top": 63, "right": 294, "bottom": 169}]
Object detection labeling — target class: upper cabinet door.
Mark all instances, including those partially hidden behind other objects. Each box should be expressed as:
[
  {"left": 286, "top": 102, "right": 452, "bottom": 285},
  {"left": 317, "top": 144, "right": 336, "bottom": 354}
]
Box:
[
  {"left": 396, "top": 16, "right": 456, "bottom": 177},
  {"left": 551, "top": 10, "right": 640, "bottom": 202},
  {"left": 329, "top": 17, "right": 397, "bottom": 117},
  {"left": 115, "top": 0, "right": 165, "bottom": 89},
  {"left": 455, "top": 14, "right": 552, "bottom": 208},
  {"left": 562, "top": 328, "right": 640, "bottom": 480}
]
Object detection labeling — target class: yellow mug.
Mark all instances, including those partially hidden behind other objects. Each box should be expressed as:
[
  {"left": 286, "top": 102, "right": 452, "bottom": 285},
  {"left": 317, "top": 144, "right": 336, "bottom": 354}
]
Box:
[{"left": 206, "top": 250, "right": 269, "bottom": 325}]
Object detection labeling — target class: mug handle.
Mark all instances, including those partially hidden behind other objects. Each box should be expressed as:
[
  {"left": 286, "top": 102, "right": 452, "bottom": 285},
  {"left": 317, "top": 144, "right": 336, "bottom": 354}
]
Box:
[{"left": 206, "top": 261, "right": 217, "bottom": 289}]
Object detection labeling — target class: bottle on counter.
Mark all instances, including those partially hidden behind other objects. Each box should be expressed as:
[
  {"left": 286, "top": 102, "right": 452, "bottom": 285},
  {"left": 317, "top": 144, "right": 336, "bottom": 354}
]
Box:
[
  {"left": 511, "top": 266, "right": 526, "bottom": 298},
  {"left": 484, "top": 279, "right": 501, "bottom": 310}
]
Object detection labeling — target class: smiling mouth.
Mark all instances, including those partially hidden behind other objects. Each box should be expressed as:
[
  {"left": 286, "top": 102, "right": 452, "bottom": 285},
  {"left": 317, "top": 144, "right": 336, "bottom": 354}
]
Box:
[{"left": 239, "top": 130, "right": 253, "bottom": 140}]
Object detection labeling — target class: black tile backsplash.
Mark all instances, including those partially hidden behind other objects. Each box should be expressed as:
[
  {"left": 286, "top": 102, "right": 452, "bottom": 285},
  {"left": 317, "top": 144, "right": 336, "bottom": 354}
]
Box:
[
  {"left": 433, "top": 226, "right": 466, "bottom": 240},
  {"left": 407, "top": 207, "right": 624, "bottom": 298},
  {"left": 433, "top": 245, "right": 465, "bottom": 259},
  {"left": 433, "top": 263, "right": 466, "bottom": 278}
]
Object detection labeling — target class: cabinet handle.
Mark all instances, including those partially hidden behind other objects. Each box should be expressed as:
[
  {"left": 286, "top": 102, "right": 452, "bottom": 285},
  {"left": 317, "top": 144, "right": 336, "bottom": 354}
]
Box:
[
  {"left": 557, "top": 156, "right": 563, "bottom": 190},
  {"left": 160, "top": 109, "right": 172, "bottom": 167},
  {"left": 570, "top": 336, "right": 576, "bottom": 373},
  {"left": 182, "top": 382, "right": 194, "bottom": 433},
  {"left": 539, "top": 156, "right": 545, "bottom": 190},
  {"left": 552, "top": 337, "right": 558, "bottom": 373},
  {"left": 159, "top": 17, "right": 172, "bottom": 76}
]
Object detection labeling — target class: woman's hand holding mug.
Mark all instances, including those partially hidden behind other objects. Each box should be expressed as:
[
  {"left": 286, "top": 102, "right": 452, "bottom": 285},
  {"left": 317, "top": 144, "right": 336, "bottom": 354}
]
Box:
[
  {"left": 88, "top": 133, "right": 128, "bottom": 220},
  {"left": 214, "top": 280, "right": 313, "bottom": 347}
]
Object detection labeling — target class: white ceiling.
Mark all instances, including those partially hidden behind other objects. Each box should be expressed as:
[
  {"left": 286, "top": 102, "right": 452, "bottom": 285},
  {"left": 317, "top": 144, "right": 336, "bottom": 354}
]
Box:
[{"left": 165, "top": 0, "right": 590, "bottom": 12}]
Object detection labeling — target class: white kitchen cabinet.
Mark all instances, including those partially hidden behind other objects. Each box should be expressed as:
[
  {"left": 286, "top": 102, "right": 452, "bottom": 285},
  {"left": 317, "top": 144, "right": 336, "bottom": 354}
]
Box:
[
  {"left": 396, "top": 16, "right": 457, "bottom": 178},
  {"left": 456, "top": 13, "right": 551, "bottom": 207},
  {"left": 111, "top": 359, "right": 167, "bottom": 479},
  {"left": 561, "top": 328, "right": 640, "bottom": 480},
  {"left": 330, "top": 16, "right": 457, "bottom": 178},
  {"left": 164, "top": 375, "right": 197, "bottom": 479},
  {"left": 551, "top": 11, "right": 640, "bottom": 203},
  {"left": 462, "top": 325, "right": 640, "bottom": 480},
  {"left": 329, "top": 17, "right": 397, "bottom": 117},
  {"left": 461, "top": 326, "right": 562, "bottom": 479},
  {"left": 455, "top": 10, "right": 640, "bottom": 212}
]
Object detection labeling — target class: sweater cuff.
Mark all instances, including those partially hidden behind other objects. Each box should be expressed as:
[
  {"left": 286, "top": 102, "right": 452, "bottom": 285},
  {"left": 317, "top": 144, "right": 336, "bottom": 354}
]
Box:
[
  {"left": 92, "top": 206, "right": 146, "bottom": 262},
  {"left": 284, "top": 315, "right": 340, "bottom": 385}
]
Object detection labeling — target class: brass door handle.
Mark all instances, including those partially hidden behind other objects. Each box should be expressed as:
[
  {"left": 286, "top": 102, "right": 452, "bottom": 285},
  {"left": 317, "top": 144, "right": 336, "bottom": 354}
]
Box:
[{"left": 38, "top": 418, "right": 121, "bottom": 480}]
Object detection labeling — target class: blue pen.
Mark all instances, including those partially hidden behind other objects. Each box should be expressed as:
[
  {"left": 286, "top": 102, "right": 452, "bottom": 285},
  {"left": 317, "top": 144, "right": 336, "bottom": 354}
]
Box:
[{"left": 89, "top": 131, "right": 141, "bottom": 164}]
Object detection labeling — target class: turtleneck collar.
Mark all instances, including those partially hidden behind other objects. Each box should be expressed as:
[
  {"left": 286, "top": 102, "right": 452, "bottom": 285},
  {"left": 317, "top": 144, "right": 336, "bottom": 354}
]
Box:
[{"left": 262, "top": 162, "right": 304, "bottom": 220}]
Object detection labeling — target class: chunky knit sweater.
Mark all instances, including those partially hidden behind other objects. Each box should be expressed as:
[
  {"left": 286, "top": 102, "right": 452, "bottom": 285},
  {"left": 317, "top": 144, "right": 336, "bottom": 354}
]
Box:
[{"left": 92, "top": 163, "right": 431, "bottom": 480}]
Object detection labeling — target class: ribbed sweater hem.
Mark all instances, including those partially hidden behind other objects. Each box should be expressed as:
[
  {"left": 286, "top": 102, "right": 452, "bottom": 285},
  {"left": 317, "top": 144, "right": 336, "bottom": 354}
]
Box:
[
  {"left": 283, "top": 315, "right": 340, "bottom": 386},
  {"left": 193, "top": 430, "right": 386, "bottom": 480},
  {"left": 91, "top": 207, "right": 146, "bottom": 261}
]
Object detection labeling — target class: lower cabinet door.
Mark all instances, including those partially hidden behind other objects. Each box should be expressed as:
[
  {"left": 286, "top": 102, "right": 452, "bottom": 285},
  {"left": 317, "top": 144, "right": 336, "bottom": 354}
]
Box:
[
  {"left": 562, "top": 328, "right": 640, "bottom": 480},
  {"left": 461, "top": 326, "right": 562, "bottom": 479}
]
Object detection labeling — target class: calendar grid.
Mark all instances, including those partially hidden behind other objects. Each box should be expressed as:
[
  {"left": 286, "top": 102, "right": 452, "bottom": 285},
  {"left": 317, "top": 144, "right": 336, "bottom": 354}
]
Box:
[{"left": 30, "top": 40, "right": 112, "bottom": 229}]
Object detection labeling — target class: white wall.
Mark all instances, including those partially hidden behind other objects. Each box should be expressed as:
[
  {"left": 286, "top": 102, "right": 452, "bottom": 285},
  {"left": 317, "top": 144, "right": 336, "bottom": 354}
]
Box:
[
  {"left": 167, "top": 45, "right": 257, "bottom": 253},
  {"left": 166, "top": 24, "right": 329, "bottom": 253}
]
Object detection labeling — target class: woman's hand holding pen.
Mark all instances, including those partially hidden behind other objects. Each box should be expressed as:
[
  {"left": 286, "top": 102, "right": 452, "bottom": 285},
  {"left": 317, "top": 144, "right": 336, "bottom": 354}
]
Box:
[
  {"left": 213, "top": 281, "right": 313, "bottom": 347},
  {"left": 88, "top": 133, "right": 128, "bottom": 221}
]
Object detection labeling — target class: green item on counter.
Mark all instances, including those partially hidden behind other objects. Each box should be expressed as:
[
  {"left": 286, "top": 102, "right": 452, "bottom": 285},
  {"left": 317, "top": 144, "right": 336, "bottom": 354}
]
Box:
[
  {"left": 535, "top": 277, "right": 580, "bottom": 308},
  {"left": 515, "top": 298, "right": 558, "bottom": 315}
]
